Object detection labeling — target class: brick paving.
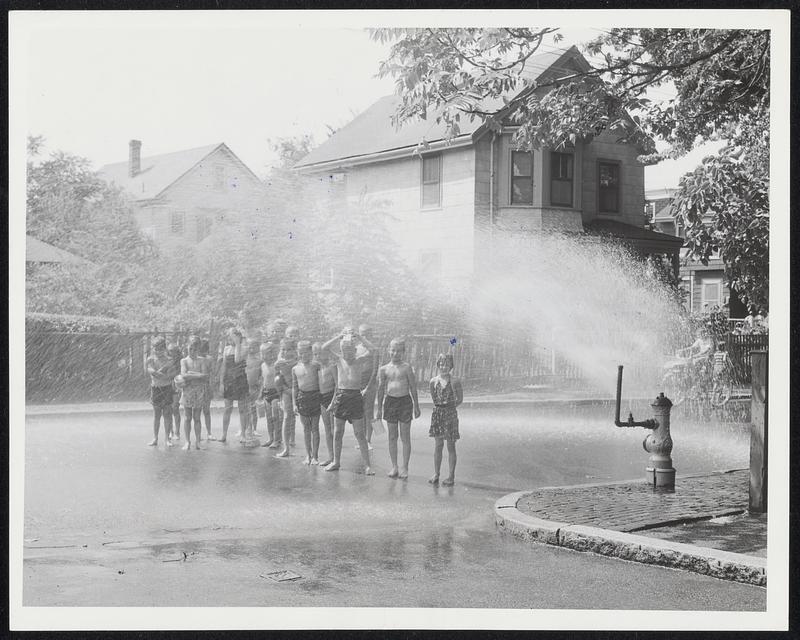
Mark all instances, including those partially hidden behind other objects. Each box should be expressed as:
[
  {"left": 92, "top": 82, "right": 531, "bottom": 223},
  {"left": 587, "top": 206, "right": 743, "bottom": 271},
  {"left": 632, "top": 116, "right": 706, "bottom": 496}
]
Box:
[{"left": 516, "top": 470, "right": 749, "bottom": 532}]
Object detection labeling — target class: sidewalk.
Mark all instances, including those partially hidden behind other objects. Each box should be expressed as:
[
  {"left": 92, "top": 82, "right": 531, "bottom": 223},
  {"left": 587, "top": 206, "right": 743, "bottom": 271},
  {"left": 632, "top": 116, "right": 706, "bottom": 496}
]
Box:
[
  {"left": 24, "top": 388, "right": 620, "bottom": 416},
  {"left": 495, "top": 469, "right": 766, "bottom": 586}
]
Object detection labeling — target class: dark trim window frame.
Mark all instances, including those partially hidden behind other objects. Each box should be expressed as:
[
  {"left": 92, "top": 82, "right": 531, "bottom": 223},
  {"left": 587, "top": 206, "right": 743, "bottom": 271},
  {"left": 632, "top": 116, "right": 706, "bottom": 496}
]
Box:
[
  {"left": 598, "top": 160, "right": 621, "bottom": 214},
  {"left": 510, "top": 150, "right": 534, "bottom": 205},
  {"left": 170, "top": 210, "right": 186, "bottom": 235},
  {"left": 550, "top": 151, "right": 574, "bottom": 207},
  {"left": 421, "top": 154, "right": 442, "bottom": 208}
]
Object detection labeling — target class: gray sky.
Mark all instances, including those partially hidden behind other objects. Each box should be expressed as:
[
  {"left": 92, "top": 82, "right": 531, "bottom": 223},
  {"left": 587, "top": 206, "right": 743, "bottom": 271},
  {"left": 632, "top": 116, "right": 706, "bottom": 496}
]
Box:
[{"left": 18, "top": 14, "right": 730, "bottom": 188}]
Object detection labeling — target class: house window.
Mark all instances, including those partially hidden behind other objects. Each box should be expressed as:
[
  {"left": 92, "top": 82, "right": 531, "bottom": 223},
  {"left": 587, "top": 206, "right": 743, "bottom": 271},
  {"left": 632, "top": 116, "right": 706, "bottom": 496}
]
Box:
[
  {"left": 170, "top": 211, "right": 185, "bottom": 235},
  {"left": 196, "top": 214, "right": 212, "bottom": 241},
  {"left": 419, "top": 250, "right": 442, "bottom": 278},
  {"left": 550, "top": 152, "right": 573, "bottom": 207},
  {"left": 510, "top": 151, "right": 534, "bottom": 205},
  {"left": 598, "top": 161, "right": 620, "bottom": 213},
  {"left": 213, "top": 164, "right": 226, "bottom": 191},
  {"left": 701, "top": 278, "right": 722, "bottom": 310},
  {"left": 421, "top": 155, "right": 442, "bottom": 208}
]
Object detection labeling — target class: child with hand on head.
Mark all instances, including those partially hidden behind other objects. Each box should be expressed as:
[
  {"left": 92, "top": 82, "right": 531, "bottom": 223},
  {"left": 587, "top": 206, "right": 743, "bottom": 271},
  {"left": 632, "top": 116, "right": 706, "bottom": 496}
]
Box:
[{"left": 428, "top": 353, "right": 463, "bottom": 486}]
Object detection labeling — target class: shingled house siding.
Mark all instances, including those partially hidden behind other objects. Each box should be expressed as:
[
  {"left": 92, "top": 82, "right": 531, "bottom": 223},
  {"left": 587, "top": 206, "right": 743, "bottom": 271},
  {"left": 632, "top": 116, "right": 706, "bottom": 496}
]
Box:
[
  {"left": 580, "top": 129, "right": 646, "bottom": 228},
  {"left": 343, "top": 146, "right": 476, "bottom": 286},
  {"left": 136, "top": 147, "right": 263, "bottom": 243}
]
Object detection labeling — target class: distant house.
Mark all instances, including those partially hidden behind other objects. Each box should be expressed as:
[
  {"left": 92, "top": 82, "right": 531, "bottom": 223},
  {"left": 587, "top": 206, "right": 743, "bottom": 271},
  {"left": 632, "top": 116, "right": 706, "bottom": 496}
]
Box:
[
  {"left": 98, "top": 141, "right": 264, "bottom": 244},
  {"left": 295, "top": 46, "right": 682, "bottom": 289},
  {"left": 644, "top": 187, "right": 748, "bottom": 317}
]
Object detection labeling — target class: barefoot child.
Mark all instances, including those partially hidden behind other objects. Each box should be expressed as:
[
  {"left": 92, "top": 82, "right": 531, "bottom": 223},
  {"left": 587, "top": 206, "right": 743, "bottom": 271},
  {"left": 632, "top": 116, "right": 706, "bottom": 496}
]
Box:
[
  {"left": 356, "top": 324, "right": 380, "bottom": 449},
  {"left": 146, "top": 337, "right": 175, "bottom": 447},
  {"left": 313, "top": 341, "right": 337, "bottom": 466},
  {"left": 321, "top": 328, "right": 377, "bottom": 474},
  {"left": 428, "top": 353, "right": 463, "bottom": 486},
  {"left": 274, "top": 338, "right": 298, "bottom": 455},
  {"left": 180, "top": 336, "right": 210, "bottom": 451},
  {"left": 167, "top": 344, "right": 184, "bottom": 442},
  {"left": 199, "top": 338, "right": 215, "bottom": 441},
  {"left": 218, "top": 329, "right": 249, "bottom": 443},
  {"left": 376, "top": 338, "right": 421, "bottom": 479},
  {"left": 245, "top": 338, "right": 263, "bottom": 441},
  {"left": 259, "top": 342, "right": 281, "bottom": 449},
  {"left": 291, "top": 341, "right": 322, "bottom": 464}
]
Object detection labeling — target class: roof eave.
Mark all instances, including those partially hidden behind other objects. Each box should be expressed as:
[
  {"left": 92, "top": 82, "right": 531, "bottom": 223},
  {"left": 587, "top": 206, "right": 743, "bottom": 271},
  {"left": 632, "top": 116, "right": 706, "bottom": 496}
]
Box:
[{"left": 293, "top": 135, "right": 475, "bottom": 174}]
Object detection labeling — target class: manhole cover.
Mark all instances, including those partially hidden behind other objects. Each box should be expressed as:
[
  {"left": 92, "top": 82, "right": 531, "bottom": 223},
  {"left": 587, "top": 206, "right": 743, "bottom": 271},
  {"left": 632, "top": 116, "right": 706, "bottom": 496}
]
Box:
[{"left": 260, "top": 570, "right": 302, "bottom": 582}]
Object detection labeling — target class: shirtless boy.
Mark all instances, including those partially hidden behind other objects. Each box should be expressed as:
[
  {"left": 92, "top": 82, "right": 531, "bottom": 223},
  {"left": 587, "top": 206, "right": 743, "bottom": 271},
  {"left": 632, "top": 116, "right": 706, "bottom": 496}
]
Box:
[
  {"left": 321, "top": 328, "right": 377, "bottom": 474},
  {"left": 376, "top": 338, "right": 421, "bottom": 479},
  {"left": 259, "top": 342, "right": 281, "bottom": 449},
  {"left": 146, "top": 337, "right": 175, "bottom": 447},
  {"left": 274, "top": 338, "right": 298, "bottom": 455},
  {"left": 291, "top": 341, "right": 322, "bottom": 464},
  {"left": 180, "top": 336, "right": 210, "bottom": 451},
  {"left": 313, "top": 341, "right": 337, "bottom": 467}
]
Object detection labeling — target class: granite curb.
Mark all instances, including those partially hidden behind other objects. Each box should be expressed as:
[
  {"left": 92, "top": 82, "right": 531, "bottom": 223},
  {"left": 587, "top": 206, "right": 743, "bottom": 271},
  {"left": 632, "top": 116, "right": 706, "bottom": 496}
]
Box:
[{"left": 494, "top": 482, "right": 767, "bottom": 587}]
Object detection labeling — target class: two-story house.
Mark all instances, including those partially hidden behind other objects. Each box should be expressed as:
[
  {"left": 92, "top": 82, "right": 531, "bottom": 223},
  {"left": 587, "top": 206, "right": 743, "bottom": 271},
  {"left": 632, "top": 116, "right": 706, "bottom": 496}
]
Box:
[
  {"left": 294, "top": 46, "right": 682, "bottom": 289},
  {"left": 645, "top": 187, "right": 748, "bottom": 317},
  {"left": 98, "top": 141, "right": 264, "bottom": 245}
]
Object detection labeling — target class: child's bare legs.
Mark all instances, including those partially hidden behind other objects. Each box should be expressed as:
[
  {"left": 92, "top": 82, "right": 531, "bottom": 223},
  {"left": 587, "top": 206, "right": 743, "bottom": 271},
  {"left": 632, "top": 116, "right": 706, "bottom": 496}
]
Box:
[
  {"left": 386, "top": 421, "right": 399, "bottom": 477},
  {"left": 310, "top": 414, "right": 320, "bottom": 464},
  {"left": 277, "top": 392, "right": 293, "bottom": 456},
  {"left": 249, "top": 395, "right": 259, "bottom": 435},
  {"left": 203, "top": 402, "right": 213, "bottom": 440},
  {"left": 192, "top": 408, "right": 202, "bottom": 449},
  {"left": 430, "top": 437, "right": 444, "bottom": 484},
  {"left": 261, "top": 400, "right": 277, "bottom": 447},
  {"left": 363, "top": 386, "right": 376, "bottom": 446},
  {"left": 238, "top": 396, "right": 251, "bottom": 440},
  {"left": 163, "top": 409, "right": 173, "bottom": 446},
  {"left": 221, "top": 399, "right": 234, "bottom": 443},
  {"left": 149, "top": 406, "right": 162, "bottom": 446},
  {"left": 442, "top": 440, "right": 457, "bottom": 485},
  {"left": 398, "top": 421, "right": 412, "bottom": 479},
  {"left": 352, "top": 418, "right": 374, "bottom": 475},
  {"left": 300, "top": 415, "right": 313, "bottom": 464},
  {"left": 172, "top": 398, "right": 181, "bottom": 440},
  {"left": 325, "top": 417, "right": 346, "bottom": 471},
  {"left": 183, "top": 406, "right": 192, "bottom": 450},
  {"left": 319, "top": 406, "right": 333, "bottom": 466}
]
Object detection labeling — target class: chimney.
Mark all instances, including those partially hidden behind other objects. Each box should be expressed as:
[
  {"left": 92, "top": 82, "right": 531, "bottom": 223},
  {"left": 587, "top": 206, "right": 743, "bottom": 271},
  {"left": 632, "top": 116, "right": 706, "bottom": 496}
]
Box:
[{"left": 128, "top": 140, "right": 142, "bottom": 177}]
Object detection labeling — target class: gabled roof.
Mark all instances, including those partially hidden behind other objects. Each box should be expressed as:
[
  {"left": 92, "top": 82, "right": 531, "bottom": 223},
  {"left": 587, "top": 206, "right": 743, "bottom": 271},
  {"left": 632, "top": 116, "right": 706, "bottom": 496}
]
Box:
[
  {"left": 27, "top": 235, "right": 92, "bottom": 265},
  {"left": 295, "top": 47, "right": 588, "bottom": 171},
  {"left": 98, "top": 142, "right": 259, "bottom": 201}
]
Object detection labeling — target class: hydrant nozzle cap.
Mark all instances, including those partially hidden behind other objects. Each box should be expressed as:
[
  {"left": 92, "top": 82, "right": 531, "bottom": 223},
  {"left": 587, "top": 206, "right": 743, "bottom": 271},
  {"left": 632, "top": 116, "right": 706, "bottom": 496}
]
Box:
[{"left": 652, "top": 392, "right": 673, "bottom": 408}]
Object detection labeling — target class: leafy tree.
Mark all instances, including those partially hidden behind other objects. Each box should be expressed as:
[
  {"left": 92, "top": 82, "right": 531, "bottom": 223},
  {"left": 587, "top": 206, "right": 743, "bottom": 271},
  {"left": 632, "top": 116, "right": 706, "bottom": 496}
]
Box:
[{"left": 371, "top": 28, "right": 770, "bottom": 311}]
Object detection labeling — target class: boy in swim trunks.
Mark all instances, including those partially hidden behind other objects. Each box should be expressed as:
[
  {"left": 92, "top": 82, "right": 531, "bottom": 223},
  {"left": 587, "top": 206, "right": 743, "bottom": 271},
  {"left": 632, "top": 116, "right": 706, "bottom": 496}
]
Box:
[
  {"left": 199, "top": 338, "right": 215, "bottom": 441},
  {"left": 320, "top": 328, "right": 377, "bottom": 474},
  {"left": 274, "top": 338, "right": 298, "bottom": 456},
  {"left": 376, "top": 338, "right": 421, "bottom": 479},
  {"left": 356, "top": 324, "right": 380, "bottom": 449},
  {"left": 291, "top": 340, "right": 322, "bottom": 465},
  {"left": 146, "top": 337, "right": 175, "bottom": 447},
  {"left": 313, "top": 341, "right": 337, "bottom": 466},
  {"left": 259, "top": 342, "right": 281, "bottom": 449}
]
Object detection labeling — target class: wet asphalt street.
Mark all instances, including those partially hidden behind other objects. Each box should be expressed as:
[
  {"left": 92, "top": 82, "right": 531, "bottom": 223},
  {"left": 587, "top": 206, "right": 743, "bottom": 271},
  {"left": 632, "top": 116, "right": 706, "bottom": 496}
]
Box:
[{"left": 21, "top": 406, "right": 764, "bottom": 610}]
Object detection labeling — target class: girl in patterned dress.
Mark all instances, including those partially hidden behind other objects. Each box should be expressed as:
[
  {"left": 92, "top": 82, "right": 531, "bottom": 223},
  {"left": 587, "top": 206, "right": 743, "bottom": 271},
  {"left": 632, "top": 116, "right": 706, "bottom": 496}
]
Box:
[
  {"left": 428, "top": 353, "right": 463, "bottom": 486},
  {"left": 180, "top": 335, "right": 210, "bottom": 450}
]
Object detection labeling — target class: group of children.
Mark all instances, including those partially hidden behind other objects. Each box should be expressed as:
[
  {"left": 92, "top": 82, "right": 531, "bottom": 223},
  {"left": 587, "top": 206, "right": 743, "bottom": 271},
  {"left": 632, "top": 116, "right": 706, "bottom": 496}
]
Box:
[{"left": 146, "top": 321, "right": 464, "bottom": 486}]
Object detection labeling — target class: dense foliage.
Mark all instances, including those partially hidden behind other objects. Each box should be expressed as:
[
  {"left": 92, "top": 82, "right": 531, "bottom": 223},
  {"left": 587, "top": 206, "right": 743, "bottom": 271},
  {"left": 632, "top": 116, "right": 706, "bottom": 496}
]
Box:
[{"left": 372, "top": 28, "right": 770, "bottom": 311}]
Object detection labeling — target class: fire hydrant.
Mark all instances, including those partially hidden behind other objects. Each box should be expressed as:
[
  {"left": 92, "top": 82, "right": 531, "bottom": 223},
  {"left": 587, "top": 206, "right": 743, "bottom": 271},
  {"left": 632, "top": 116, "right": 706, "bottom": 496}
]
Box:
[{"left": 614, "top": 365, "right": 675, "bottom": 489}]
